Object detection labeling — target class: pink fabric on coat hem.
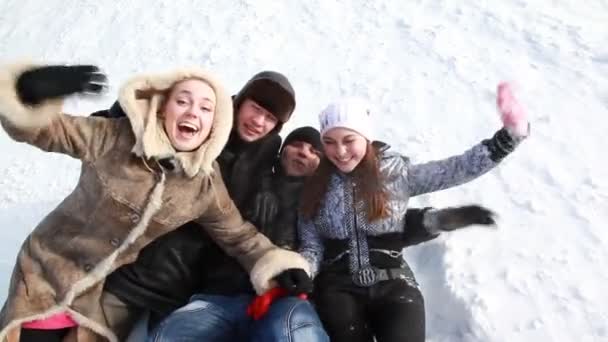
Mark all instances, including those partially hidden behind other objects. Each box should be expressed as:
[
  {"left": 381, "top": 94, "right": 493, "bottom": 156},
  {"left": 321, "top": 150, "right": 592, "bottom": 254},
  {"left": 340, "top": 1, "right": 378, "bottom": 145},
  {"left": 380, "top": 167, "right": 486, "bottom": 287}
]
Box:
[{"left": 21, "top": 312, "right": 77, "bottom": 330}]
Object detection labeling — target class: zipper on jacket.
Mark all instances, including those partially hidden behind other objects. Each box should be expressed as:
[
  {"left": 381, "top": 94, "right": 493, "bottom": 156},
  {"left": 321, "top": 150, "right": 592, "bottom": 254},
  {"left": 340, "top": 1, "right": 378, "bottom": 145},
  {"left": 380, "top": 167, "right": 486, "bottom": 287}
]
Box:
[{"left": 352, "top": 181, "right": 363, "bottom": 270}]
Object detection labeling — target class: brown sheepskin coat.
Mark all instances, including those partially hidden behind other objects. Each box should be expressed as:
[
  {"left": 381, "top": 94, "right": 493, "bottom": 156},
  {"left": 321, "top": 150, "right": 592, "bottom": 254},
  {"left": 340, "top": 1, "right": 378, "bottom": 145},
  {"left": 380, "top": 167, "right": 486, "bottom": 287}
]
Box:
[{"left": 0, "top": 63, "right": 309, "bottom": 342}]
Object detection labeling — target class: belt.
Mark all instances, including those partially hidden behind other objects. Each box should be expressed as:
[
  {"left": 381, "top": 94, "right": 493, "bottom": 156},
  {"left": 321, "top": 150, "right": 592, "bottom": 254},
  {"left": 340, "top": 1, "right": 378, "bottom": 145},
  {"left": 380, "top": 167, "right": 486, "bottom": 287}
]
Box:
[
  {"left": 352, "top": 267, "right": 411, "bottom": 287},
  {"left": 324, "top": 248, "right": 403, "bottom": 266},
  {"left": 322, "top": 249, "right": 412, "bottom": 287}
]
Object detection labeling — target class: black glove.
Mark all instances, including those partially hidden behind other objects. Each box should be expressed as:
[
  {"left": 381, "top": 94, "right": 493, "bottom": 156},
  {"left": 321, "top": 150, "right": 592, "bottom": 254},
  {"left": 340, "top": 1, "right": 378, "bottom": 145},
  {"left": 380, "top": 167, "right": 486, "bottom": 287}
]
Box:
[
  {"left": 274, "top": 268, "right": 313, "bottom": 295},
  {"left": 402, "top": 207, "right": 440, "bottom": 246},
  {"left": 431, "top": 205, "right": 497, "bottom": 231},
  {"left": 249, "top": 191, "right": 279, "bottom": 228},
  {"left": 16, "top": 65, "right": 107, "bottom": 105}
]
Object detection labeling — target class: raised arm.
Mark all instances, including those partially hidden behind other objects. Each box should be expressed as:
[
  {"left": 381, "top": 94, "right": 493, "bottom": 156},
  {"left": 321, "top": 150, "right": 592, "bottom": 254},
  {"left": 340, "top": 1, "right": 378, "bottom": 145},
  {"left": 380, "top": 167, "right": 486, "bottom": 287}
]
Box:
[
  {"left": 407, "top": 82, "right": 529, "bottom": 197},
  {"left": 0, "top": 63, "right": 118, "bottom": 162}
]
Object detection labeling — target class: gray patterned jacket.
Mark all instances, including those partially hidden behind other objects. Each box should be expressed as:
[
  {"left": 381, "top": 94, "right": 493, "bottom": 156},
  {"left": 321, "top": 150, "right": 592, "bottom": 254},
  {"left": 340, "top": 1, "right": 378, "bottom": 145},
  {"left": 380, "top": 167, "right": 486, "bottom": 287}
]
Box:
[{"left": 298, "top": 128, "right": 527, "bottom": 278}]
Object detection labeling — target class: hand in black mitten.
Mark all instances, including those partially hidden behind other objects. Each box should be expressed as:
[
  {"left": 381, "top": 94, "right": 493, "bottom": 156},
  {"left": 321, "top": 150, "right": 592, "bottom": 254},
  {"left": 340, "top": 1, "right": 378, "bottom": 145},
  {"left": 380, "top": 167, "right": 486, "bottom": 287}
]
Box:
[
  {"left": 274, "top": 268, "right": 313, "bottom": 296},
  {"left": 249, "top": 191, "right": 279, "bottom": 228},
  {"left": 432, "top": 205, "right": 497, "bottom": 232},
  {"left": 16, "top": 65, "right": 107, "bottom": 105}
]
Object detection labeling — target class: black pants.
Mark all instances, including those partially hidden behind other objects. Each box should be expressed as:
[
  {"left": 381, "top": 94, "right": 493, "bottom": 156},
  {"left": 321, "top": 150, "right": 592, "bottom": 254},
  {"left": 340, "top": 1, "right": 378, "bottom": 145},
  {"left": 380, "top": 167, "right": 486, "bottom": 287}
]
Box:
[
  {"left": 19, "top": 328, "right": 69, "bottom": 342},
  {"left": 314, "top": 273, "right": 425, "bottom": 342}
]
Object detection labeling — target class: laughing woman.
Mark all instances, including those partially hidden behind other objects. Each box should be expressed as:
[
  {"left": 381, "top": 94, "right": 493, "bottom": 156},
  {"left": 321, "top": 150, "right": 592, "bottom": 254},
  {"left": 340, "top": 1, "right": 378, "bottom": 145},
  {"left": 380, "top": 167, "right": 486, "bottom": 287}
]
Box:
[
  {"left": 299, "top": 86, "right": 529, "bottom": 342},
  {"left": 0, "top": 63, "right": 310, "bottom": 342}
]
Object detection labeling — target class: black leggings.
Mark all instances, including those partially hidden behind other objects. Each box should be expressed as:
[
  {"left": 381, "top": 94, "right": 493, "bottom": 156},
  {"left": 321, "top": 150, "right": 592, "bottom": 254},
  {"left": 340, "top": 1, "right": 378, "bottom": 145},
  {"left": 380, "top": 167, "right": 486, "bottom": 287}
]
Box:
[
  {"left": 19, "top": 328, "right": 70, "bottom": 342},
  {"left": 314, "top": 275, "right": 425, "bottom": 342}
]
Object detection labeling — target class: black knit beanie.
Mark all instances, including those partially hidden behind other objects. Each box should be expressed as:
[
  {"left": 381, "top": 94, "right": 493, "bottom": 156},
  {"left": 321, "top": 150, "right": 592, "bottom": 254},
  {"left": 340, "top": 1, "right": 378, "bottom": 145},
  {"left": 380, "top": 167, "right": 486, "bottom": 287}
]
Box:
[
  {"left": 280, "top": 126, "right": 322, "bottom": 155},
  {"left": 233, "top": 71, "right": 296, "bottom": 124}
]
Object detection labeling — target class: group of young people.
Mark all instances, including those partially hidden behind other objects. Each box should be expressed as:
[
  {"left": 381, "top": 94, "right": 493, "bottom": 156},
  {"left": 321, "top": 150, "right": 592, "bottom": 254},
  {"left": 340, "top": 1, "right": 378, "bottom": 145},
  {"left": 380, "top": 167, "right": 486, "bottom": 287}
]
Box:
[{"left": 0, "top": 61, "right": 528, "bottom": 342}]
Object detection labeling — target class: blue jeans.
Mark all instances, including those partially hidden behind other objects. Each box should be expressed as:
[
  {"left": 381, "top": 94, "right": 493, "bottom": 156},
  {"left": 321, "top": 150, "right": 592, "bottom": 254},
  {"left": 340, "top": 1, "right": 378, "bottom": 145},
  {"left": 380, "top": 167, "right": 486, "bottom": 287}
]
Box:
[{"left": 147, "top": 294, "right": 329, "bottom": 342}]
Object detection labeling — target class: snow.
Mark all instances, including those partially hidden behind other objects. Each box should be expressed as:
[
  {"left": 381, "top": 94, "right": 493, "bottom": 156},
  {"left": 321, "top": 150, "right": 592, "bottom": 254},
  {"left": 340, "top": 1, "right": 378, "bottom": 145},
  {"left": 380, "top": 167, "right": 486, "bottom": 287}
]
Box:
[{"left": 1, "top": 0, "right": 607, "bottom": 341}]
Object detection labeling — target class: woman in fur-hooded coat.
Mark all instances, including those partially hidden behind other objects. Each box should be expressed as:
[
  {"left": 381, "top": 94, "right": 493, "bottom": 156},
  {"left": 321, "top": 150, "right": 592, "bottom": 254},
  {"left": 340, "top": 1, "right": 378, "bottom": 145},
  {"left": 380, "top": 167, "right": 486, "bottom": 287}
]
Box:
[{"left": 0, "top": 63, "right": 309, "bottom": 342}]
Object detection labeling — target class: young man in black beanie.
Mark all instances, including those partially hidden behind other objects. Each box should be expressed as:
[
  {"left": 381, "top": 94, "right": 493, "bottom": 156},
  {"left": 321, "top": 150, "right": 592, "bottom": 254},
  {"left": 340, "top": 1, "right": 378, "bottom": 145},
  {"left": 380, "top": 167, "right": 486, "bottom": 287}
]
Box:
[
  {"left": 249, "top": 126, "right": 324, "bottom": 250},
  {"left": 218, "top": 71, "right": 296, "bottom": 210}
]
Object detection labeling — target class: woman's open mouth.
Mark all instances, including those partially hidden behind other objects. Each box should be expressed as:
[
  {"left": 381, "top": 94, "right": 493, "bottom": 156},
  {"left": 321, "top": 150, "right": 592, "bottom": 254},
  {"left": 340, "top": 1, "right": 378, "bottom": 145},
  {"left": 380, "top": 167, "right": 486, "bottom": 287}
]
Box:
[{"left": 177, "top": 122, "right": 200, "bottom": 137}]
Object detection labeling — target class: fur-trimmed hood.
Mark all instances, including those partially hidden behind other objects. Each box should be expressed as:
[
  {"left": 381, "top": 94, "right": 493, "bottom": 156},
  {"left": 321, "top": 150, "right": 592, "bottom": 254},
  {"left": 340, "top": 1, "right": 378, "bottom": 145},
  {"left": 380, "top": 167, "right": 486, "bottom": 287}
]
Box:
[{"left": 117, "top": 67, "right": 233, "bottom": 177}]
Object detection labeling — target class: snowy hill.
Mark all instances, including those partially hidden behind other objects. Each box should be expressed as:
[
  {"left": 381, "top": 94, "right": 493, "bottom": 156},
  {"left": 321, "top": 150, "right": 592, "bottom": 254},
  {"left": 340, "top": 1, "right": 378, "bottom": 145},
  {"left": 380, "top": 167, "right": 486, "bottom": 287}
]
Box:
[{"left": 1, "top": 0, "right": 607, "bottom": 341}]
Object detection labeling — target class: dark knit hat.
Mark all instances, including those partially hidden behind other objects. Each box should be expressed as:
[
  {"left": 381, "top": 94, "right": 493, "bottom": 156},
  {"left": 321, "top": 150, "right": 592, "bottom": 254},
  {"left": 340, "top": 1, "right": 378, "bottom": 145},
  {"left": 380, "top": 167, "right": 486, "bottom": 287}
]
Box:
[
  {"left": 233, "top": 71, "right": 296, "bottom": 124},
  {"left": 280, "top": 126, "right": 322, "bottom": 155}
]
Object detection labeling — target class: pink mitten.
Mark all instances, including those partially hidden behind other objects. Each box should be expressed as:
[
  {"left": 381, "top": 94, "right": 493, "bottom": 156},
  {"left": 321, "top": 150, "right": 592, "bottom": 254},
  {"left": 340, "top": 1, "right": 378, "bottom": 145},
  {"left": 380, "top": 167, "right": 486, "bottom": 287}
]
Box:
[{"left": 497, "top": 82, "right": 529, "bottom": 137}]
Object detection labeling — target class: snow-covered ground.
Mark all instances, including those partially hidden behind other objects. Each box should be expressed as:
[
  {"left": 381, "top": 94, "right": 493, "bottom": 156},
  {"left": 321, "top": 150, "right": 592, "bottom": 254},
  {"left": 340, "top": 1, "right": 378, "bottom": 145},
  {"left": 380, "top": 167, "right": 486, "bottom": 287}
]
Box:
[{"left": 1, "top": 0, "right": 607, "bottom": 341}]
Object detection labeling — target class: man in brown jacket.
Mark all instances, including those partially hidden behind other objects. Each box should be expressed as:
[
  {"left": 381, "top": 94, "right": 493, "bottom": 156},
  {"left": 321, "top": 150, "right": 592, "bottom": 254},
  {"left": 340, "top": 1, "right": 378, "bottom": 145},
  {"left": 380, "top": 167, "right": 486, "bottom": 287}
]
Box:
[{"left": 0, "top": 63, "right": 311, "bottom": 342}]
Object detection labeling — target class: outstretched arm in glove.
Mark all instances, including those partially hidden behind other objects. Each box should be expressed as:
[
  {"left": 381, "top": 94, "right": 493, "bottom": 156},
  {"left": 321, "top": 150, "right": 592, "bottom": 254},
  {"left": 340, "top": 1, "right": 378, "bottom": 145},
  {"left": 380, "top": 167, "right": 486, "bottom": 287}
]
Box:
[
  {"left": 0, "top": 63, "right": 118, "bottom": 161},
  {"left": 403, "top": 205, "right": 497, "bottom": 247}
]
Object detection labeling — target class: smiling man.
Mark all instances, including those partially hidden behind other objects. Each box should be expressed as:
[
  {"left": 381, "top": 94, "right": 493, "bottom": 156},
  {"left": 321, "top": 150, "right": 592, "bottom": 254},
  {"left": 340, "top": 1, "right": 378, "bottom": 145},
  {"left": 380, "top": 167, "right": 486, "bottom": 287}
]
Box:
[
  {"left": 279, "top": 127, "right": 322, "bottom": 177},
  {"left": 217, "top": 71, "right": 296, "bottom": 209}
]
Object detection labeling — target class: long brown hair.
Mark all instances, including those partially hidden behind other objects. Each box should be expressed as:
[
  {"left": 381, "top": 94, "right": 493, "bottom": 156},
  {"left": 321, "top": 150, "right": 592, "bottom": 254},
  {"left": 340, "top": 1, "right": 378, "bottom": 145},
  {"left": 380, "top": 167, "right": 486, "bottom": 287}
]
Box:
[{"left": 300, "top": 142, "right": 390, "bottom": 222}]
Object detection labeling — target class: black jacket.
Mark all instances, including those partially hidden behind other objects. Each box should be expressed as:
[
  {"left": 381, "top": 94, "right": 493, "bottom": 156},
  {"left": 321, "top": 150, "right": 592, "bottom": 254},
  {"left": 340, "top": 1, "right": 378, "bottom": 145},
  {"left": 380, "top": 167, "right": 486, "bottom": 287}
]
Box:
[
  {"left": 218, "top": 131, "right": 281, "bottom": 212},
  {"left": 196, "top": 171, "right": 304, "bottom": 295},
  {"left": 260, "top": 173, "right": 305, "bottom": 249},
  {"left": 104, "top": 222, "right": 212, "bottom": 314}
]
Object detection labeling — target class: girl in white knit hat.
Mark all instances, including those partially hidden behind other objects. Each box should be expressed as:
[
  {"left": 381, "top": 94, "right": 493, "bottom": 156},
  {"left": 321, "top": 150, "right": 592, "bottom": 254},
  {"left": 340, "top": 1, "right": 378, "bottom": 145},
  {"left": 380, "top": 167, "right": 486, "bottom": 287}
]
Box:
[{"left": 298, "top": 83, "right": 529, "bottom": 342}]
